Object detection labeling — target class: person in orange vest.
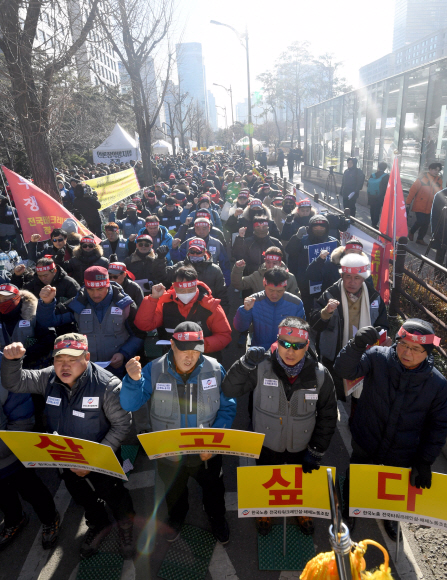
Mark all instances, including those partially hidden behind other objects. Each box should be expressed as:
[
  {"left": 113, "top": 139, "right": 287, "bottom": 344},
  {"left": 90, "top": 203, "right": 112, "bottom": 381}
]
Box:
[{"left": 406, "top": 163, "right": 443, "bottom": 245}]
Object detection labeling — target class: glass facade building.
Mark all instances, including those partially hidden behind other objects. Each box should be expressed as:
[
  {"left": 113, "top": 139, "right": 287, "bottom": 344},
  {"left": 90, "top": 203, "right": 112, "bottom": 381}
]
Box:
[{"left": 305, "top": 57, "right": 447, "bottom": 188}]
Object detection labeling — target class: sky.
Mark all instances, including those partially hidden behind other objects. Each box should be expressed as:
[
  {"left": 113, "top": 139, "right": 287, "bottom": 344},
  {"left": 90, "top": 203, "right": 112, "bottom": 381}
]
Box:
[{"left": 174, "top": 0, "right": 396, "bottom": 127}]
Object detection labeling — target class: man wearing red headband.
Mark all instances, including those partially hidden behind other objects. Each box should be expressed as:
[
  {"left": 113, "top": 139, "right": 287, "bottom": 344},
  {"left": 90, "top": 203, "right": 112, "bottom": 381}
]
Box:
[
  {"left": 107, "top": 262, "right": 144, "bottom": 307},
  {"left": 281, "top": 198, "right": 316, "bottom": 243},
  {"left": 335, "top": 318, "right": 447, "bottom": 541},
  {"left": 100, "top": 222, "right": 130, "bottom": 262},
  {"left": 108, "top": 204, "right": 146, "bottom": 239},
  {"left": 180, "top": 195, "right": 223, "bottom": 230},
  {"left": 65, "top": 235, "right": 109, "bottom": 286},
  {"left": 1, "top": 333, "right": 135, "bottom": 558},
  {"left": 310, "top": 253, "right": 388, "bottom": 402},
  {"left": 135, "top": 266, "right": 231, "bottom": 360},
  {"left": 263, "top": 193, "right": 297, "bottom": 234},
  {"left": 223, "top": 316, "right": 337, "bottom": 536},
  {"left": 136, "top": 215, "right": 173, "bottom": 261},
  {"left": 124, "top": 234, "right": 168, "bottom": 295},
  {"left": 225, "top": 199, "right": 281, "bottom": 240},
  {"left": 121, "top": 321, "right": 236, "bottom": 544},
  {"left": 37, "top": 266, "right": 144, "bottom": 377}
]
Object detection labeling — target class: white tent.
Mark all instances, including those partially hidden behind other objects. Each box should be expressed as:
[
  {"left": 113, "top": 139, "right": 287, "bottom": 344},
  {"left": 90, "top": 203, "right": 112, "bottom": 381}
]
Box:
[
  {"left": 235, "top": 136, "right": 263, "bottom": 152},
  {"left": 152, "top": 139, "right": 173, "bottom": 155},
  {"left": 93, "top": 123, "right": 140, "bottom": 164}
]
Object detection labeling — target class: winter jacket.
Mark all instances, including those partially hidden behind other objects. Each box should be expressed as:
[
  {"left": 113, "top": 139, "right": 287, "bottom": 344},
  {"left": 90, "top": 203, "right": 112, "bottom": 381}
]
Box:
[
  {"left": 310, "top": 279, "right": 388, "bottom": 363},
  {"left": 233, "top": 290, "right": 306, "bottom": 349},
  {"left": 171, "top": 235, "right": 231, "bottom": 286},
  {"left": 286, "top": 233, "right": 338, "bottom": 291},
  {"left": 0, "top": 291, "right": 56, "bottom": 368},
  {"left": 225, "top": 205, "right": 281, "bottom": 239},
  {"left": 305, "top": 246, "right": 374, "bottom": 295},
  {"left": 120, "top": 276, "right": 144, "bottom": 307},
  {"left": 263, "top": 197, "right": 291, "bottom": 233},
  {"left": 36, "top": 283, "right": 144, "bottom": 362},
  {"left": 65, "top": 246, "right": 109, "bottom": 286},
  {"left": 165, "top": 257, "right": 229, "bottom": 311},
  {"left": 277, "top": 150, "right": 285, "bottom": 168},
  {"left": 124, "top": 251, "right": 167, "bottom": 293},
  {"left": 11, "top": 265, "right": 80, "bottom": 303},
  {"left": 180, "top": 207, "right": 223, "bottom": 230},
  {"left": 431, "top": 189, "right": 447, "bottom": 249},
  {"left": 222, "top": 348, "right": 337, "bottom": 454},
  {"left": 175, "top": 223, "right": 226, "bottom": 246},
  {"left": 136, "top": 225, "right": 173, "bottom": 261},
  {"left": 115, "top": 216, "right": 146, "bottom": 239},
  {"left": 280, "top": 208, "right": 317, "bottom": 242},
  {"left": 1, "top": 357, "right": 130, "bottom": 452},
  {"left": 334, "top": 342, "right": 447, "bottom": 467},
  {"left": 232, "top": 234, "right": 285, "bottom": 276},
  {"left": 406, "top": 172, "right": 443, "bottom": 214},
  {"left": 157, "top": 206, "right": 183, "bottom": 234},
  {"left": 231, "top": 261, "right": 299, "bottom": 296},
  {"left": 340, "top": 161, "right": 365, "bottom": 200},
  {"left": 100, "top": 236, "right": 130, "bottom": 261},
  {"left": 73, "top": 193, "right": 102, "bottom": 231},
  {"left": 28, "top": 241, "right": 75, "bottom": 267},
  {"left": 135, "top": 281, "right": 232, "bottom": 355}
]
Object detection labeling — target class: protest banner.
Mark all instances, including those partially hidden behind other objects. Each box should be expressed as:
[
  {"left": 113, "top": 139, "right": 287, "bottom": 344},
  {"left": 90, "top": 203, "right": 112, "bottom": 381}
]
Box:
[
  {"left": 138, "top": 428, "right": 264, "bottom": 460},
  {"left": 308, "top": 240, "right": 339, "bottom": 294},
  {"left": 0, "top": 431, "right": 127, "bottom": 480},
  {"left": 237, "top": 465, "right": 336, "bottom": 518},
  {"left": 85, "top": 168, "right": 140, "bottom": 210},
  {"left": 2, "top": 166, "right": 99, "bottom": 244},
  {"left": 350, "top": 464, "right": 447, "bottom": 530}
]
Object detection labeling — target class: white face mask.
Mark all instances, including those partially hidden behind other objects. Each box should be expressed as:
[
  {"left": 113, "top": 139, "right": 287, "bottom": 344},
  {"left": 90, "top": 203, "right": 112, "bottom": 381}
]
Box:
[{"left": 176, "top": 291, "right": 196, "bottom": 304}]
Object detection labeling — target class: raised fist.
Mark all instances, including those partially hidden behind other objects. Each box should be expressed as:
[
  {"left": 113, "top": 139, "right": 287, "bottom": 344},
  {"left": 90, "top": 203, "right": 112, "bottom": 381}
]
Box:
[
  {"left": 185, "top": 202, "right": 193, "bottom": 209},
  {"left": 39, "top": 285, "right": 57, "bottom": 304},
  {"left": 30, "top": 234, "right": 42, "bottom": 243},
  {"left": 3, "top": 342, "right": 26, "bottom": 360},
  {"left": 128, "top": 234, "right": 137, "bottom": 242},
  {"left": 151, "top": 283, "right": 166, "bottom": 299},
  {"left": 234, "top": 208, "right": 244, "bottom": 217},
  {"left": 323, "top": 299, "right": 339, "bottom": 315},
  {"left": 235, "top": 260, "right": 246, "bottom": 268},
  {"left": 157, "top": 245, "right": 169, "bottom": 259},
  {"left": 319, "top": 249, "right": 330, "bottom": 260},
  {"left": 243, "top": 296, "right": 256, "bottom": 311},
  {"left": 125, "top": 356, "right": 142, "bottom": 381},
  {"left": 185, "top": 216, "right": 193, "bottom": 225},
  {"left": 297, "top": 226, "right": 307, "bottom": 239},
  {"left": 239, "top": 227, "right": 247, "bottom": 238},
  {"left": 285, "top": 214, "right": 293, "bottom": 223},
  {"left": 14, "top": 264, "right": 26, "bottom": 276},
  {"left": 172, "top": 238, "right": 181, "bottom": 249}
]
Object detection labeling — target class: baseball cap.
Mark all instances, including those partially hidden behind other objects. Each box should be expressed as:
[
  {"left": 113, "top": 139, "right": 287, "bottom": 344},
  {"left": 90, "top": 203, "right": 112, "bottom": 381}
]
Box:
[
  {"left": 136, "top": 234, "right": 153, "bottom": 243},
  {"left": 108, "top": 261, "right": 136, "bottom": 280},
  {"left": 0, "top": 284, "right": 19, "bottom": 296},
  {"left": 53, "top": 333, "right": 88, "bottom": 357},
  {"left": 188, "top": 238, "right": 207, "bottom": 251},
  {"left": 84, "top": 266, "right": 110, "bottom": 288},
  {"left": 171, "top": 321, "right": 204, "bottom": 352}
]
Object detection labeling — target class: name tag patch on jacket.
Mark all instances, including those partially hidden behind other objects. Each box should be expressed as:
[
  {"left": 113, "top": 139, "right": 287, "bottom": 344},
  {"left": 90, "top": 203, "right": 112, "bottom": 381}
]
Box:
[
  {"left": 111, "top": 307, "right": 123, "bottom": 315},
  {"left": 264, "top": 379, "right": 278, "bottom": 387},
  {"left": 156, "top": 383, "right": 171, "bottom": 391},
  {"left": 370, "top": 299, "right": 379, "bottom": 308},
  {"left": 209, "top": 246, "right": 216, "bottom": 254},
  {"left": 47, "top": 396, "right": 61, "bottom": 406},
  {"left": 19, "top": 320, "right": 30, "bottom": 327},
  {"left": 305, "top": 394, "right": 318, "bottom": 400},
  {"left": 119, "top": 243, "right": 126, "bottom": 248},
  {"left": 73, "top": 410, "right": 85, "bottom": 418},
  {"left": 82, "top": 397, "right": 99, "bottom": 409},
  {"left": 202, "top": 377, "right": 217, "bottom": 390},
  {"left": 81, "top": 309, "right": 92, "bottom": 315}
]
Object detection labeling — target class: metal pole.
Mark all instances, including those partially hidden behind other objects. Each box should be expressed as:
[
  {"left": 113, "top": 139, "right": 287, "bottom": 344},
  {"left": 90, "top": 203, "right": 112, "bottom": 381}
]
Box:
[
  {"left": 393, "top": 154, "right": 398, "bottom": 289},
  {"left": 245, "top": 27, "right": 254, "bottom": 162},
  {"left": 283, "top": 516, "right": 287, "bottom": 556},
  {"left": 395, "top": 521, "right": 401, "bottom": 562},
  {"left": 327, "top": 469, "right": 352, "bottom": 580},
  {"left": 229, "top": 85, "right": 234, "bottom": 127}
]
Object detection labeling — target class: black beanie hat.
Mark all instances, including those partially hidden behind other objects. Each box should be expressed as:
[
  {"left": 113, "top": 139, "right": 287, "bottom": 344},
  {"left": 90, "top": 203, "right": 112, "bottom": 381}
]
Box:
[{"left": 397, "top": 318, "right": 436, "bottom": 354}]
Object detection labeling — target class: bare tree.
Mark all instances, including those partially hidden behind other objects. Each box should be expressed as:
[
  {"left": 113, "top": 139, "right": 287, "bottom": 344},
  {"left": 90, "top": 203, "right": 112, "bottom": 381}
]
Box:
[
  {"left": 101, "top": 0, "right": 174, "bottom": 186},
  {"left": 0, "top": 0, "right": 101, "bottom": 198},
  {"left": 256, "top": 72, "right": 283, "bottom": 145}
]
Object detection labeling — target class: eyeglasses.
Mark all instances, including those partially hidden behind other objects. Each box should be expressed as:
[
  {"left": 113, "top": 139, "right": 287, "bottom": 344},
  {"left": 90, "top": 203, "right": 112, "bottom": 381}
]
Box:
[
  {"left": 189, "top": 249, "right": 203, "bottom": 255},
  {"left": 81, "top": 244, "right": 95, "bottom": 249},
  {"left": 278, "top": 339, "right": 308, "bottom": 351},
  {"left": 137, "top": 242, "right": 151, "bottom": 247},
  {"left": 53, "top": 238, "right": 64, "bottom": 242}
]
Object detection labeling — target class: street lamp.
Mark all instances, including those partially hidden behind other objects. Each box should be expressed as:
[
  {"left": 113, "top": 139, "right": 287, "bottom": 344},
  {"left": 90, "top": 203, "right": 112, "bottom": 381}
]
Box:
[
  {"left": 210, "top": 19, "right": 254, "bottom": 161},
  {"left": 213, "top": 83, "right": 234, "bottom": 126},
  {"left": 216, "top": 105, "right": 227, "bottom": 129}
]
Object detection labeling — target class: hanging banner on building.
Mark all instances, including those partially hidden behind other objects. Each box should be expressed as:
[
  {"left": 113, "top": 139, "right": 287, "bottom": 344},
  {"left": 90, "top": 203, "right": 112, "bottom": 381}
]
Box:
[
  {"left": 138, "top": 428, "right": 265, "bottom": 460},
  {"left": 85, "top": 168, "right": 140, "bottom": 210},
  {"left": 1, "top": 166, "right": 100, "bottom": 244},
  {"left": 237, "top": 465, "right": 336, "bottom": 518},
  {"left": 0, "top": 431, "right": 127, "bottom": 481},
  {"left": 350, "top": 465, "right": 447, "bottom": 530}
]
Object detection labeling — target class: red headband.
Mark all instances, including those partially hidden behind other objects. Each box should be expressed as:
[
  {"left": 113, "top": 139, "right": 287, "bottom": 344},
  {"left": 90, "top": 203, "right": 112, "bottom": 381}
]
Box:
[
  {"left": 263, "top": 278, "right": 287, "bottom": 287},
  {"left": 264, "top": 254, "right": 281, "bottom": 262},
  {"left": 0, "top": 284, "right": 19, "bottom": 295},
  {"left": 145, "top": 221, "right": 159, "bottom": 227},
  {"left": 397, "top": 327, "right": 441, "bottom": 346},
  {"left": 249, "top": 199, "right": 262, "bottom": 207},
  {"left": 284, "top": 195, "right": 296, "bottom": 202},
  {"left": 195, "top": 220, "right": 210, "bottom": 227},
  {"left": 278, "top": 326, "right": 309, "bottom": 340},
  {"left": 188, "top": 238, "right": 206, "bottom": 250},
  {"left": 173, "top": 280, "right": 198, "bottom": 289},
  {"left": 297, "top": 199, "right": 311, "bottom": 207},
  {"left": 54, "top": 340, "right": 88, "bottom": 352},
  {"left": 346, "top": 242, "right": 363, "bottom": 251},
  {"left": 36, "top": 263, "right": 55, "bottom": 272},
  {"left": 341, "top": 264, "right": 369, "bottom": 274},
  {"left": 254, "top": 221, "right": 268, "bottom": 227},
  {"left": 173, "top": 330, "right": 203, "bottom": 341},
  {"left": 81, "top": 237, "right": 95, "bottom": 244},
  {"left": 85, "top": 276, "right": 109, "bottom": 288}
]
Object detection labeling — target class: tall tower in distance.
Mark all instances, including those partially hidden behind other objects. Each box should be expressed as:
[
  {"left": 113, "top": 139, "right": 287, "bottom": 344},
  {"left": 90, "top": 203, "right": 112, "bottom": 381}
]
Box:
[
  {"left": 393, "top": 0, "right": 447, "bottom": 51},
  {"left": 175, "top": 42, "right": 207, "bottom": 115}
]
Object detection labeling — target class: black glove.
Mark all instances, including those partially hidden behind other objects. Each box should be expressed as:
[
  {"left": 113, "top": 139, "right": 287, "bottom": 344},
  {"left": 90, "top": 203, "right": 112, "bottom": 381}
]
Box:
[
  {"left": 243, "top": 347, "right": 265, "bottom": 369},
  {"left": 354, "top": 326, "right": 380, "bottom": 350},
  {"left": 285, "top": 214, "right": 293, "bottom": 224},
  {"left": 157, "top": 245, "right": 169, "bottom": 259},
  {"left": 410, "top": 459, "right": 432, "bottom": 489},
  {"left": 302, "top": 449, "right": 322, "bottom": 474}
]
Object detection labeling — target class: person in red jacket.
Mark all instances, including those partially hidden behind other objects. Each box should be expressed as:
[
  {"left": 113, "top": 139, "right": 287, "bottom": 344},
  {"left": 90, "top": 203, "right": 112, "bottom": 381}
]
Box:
[{"left": 135, "top": 265, "right": 231, "bottom": 361}]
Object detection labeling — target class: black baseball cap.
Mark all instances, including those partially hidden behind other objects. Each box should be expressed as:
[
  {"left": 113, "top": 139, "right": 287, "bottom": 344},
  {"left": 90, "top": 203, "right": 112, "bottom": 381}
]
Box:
[{"left": 171, "top": 321, "right": 204, "bottom": 352}]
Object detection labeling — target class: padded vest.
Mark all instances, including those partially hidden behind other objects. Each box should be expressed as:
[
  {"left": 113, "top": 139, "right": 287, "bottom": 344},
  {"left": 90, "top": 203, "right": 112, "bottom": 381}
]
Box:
[
  {"left": 0, "top": 317, "right": 36, "bottom": 349},
  {"left": 43, "top": 365, "right": 110, "bottom": 442},
  {"left": 101, "top": 239, "right": 128, "bottom": 260},
  {"left": 122, "top": 218, "right": 145, "bottom": 239},
  {"left": 252, "top": 359, "right": 325, "bottom": 453},
  {"left": 159, "top": 299, "right": 212, "bottom": 340}
]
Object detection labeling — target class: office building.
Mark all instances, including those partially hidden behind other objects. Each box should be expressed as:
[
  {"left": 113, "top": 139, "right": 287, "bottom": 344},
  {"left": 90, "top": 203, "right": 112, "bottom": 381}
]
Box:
[
  {"left": 207, "top": 91, "right": 218, "bottom": 131},
  {"left": 393, "top": 0, "right": 447, "bottom": 51},
  {"left": 176, "top": 42, "right": 207, "bottom": 114}
]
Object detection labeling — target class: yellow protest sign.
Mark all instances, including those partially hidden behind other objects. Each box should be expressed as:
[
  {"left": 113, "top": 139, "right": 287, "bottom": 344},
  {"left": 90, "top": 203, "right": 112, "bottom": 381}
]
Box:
[
  {"left": 0, "top": 431, "right": 127, "bottom": 481},
  {"left": 138, "top": 428, "right": 264, "bottom": 460},
  {"left": 237, "top": 465, "right": 335, "bottom": 518},
  {"left": 350, "top": 464, "right": 447, "bottom": 530},
  {"left": 85, "top": 168, "right": 140, "bottom": 210},
  {"left": 200, "top": 147, "right": 207, "bottom": 151}
]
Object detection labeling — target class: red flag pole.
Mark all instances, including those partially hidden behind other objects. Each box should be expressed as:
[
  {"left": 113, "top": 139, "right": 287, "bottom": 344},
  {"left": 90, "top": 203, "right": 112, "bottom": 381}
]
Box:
[{"left": 392, "top": 153, "right": 399, "bottom": 290}]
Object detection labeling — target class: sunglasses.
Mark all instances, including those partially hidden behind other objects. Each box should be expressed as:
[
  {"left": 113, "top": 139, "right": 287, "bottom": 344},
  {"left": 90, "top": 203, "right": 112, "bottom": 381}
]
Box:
[
  {"left": 81, "top": 244, "right": 95, "bottom": 249},
  {"left": 53, "top": 238, "right": 65, "bottom": 242},
  {"left": 278, "top": 338, "right": 308, "bottom": 351},
  {"left": 108, "top": 274, "right": 121, "bottom": 280},
  {"left": 137, "top": 242, "right": 152, "bottom": 247},
  {"left": 189, "top": 249, "right": 203, "bottom": 255}
]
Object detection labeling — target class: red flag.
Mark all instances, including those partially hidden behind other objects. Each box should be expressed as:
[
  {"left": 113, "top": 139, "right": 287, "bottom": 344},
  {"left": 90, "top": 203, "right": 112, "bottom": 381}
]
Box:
[
  {"left": 1, "top": 166, "right": 100, "bottom": 244},
  {"left": 374, "top": 158, "right": 408, "bottom": 304}
]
